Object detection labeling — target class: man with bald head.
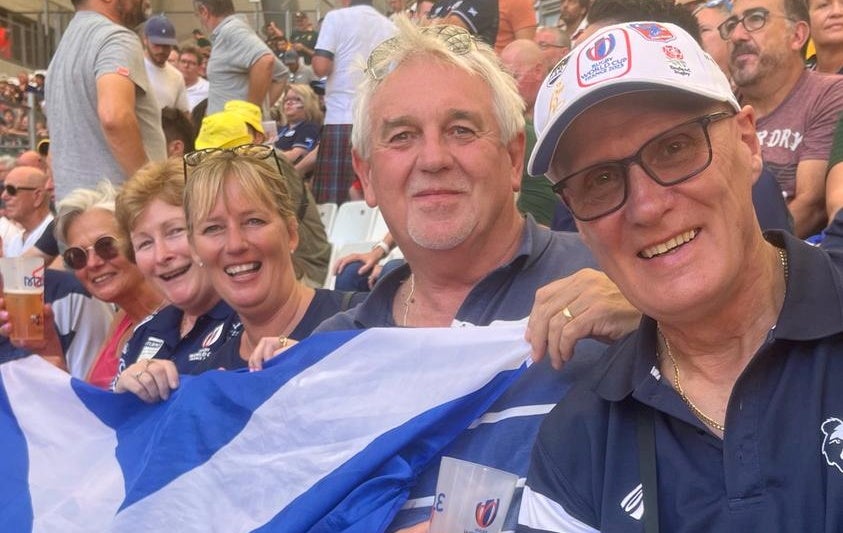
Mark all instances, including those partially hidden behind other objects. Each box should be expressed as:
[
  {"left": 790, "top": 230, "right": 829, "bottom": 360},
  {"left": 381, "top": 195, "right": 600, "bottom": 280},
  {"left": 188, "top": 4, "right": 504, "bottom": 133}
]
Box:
[
  {"left": 15, "top": 150, "right": 45, "bottom": 172},
  {"left": 2, "top": 166, "right": 51, "bottom": 256},
  {"left": 501, "top": 39, "right": 560, "bottom": 226}
]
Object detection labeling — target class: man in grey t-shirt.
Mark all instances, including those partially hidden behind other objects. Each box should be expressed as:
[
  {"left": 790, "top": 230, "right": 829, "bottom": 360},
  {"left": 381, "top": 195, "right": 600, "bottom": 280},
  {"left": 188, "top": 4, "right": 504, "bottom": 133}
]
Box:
[
  {"left": 194, "top": 0, "right": 288, "bottom": 114},
  {"left": 45, "top": 0, "right": 166, "bottom": 200}
]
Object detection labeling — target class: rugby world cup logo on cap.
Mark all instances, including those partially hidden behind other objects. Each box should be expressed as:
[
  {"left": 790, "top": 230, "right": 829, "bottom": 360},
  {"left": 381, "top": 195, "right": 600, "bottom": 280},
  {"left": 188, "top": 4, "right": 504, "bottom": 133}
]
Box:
[
  {"left": 577, "top": 29, "right": 631, "bottom": 87},
  {"left": 585, "top": 34, "right": 616, "bottom": 61},
  {"left": 475, "top": 498, "right": 500, "bottom": 528}
]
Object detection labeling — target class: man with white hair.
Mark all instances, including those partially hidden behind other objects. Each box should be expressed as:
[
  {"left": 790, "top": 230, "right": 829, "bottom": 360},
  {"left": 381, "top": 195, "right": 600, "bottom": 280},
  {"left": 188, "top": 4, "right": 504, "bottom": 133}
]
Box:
[{"left": 316, "top": 20, "right": 640, "bottom": 531}]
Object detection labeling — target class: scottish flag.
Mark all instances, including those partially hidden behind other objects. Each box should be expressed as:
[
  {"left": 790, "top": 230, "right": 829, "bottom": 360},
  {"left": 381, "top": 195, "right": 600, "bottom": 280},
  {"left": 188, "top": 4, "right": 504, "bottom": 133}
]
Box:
[{"left": 0, "top": 323, "right": 531, "bottom": 532}]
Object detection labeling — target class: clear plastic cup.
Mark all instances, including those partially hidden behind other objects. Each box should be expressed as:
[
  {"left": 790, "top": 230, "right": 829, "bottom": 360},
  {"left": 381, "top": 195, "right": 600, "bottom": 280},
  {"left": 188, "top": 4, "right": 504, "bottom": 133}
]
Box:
[
  {"left": 262, "top": 120, "right": 279, "bottom": 144},
  {"left": 429, "top": 457, "right": 519, "bottom": 533},
  {"left": 0, "top": 256, "right": 44, "bottom": 342}
]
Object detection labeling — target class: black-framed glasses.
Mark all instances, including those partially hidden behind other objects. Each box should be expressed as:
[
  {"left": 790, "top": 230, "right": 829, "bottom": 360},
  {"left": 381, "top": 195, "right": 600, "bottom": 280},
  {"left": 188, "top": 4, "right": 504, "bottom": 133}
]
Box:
[
  {"left": 3, "top": 184, "right": 38, "bottom": 196},
  {"left": 366, "top": 25, "right": 476, "bottom": 81},
  {"left": 717, "top": 8, "right": 793, "bottom": 40},
  {"left": 63, "top": 235, "right": 120, "bottom": 270},
  {"left": 551, "top": 112, "right": 734, "bottom": 222},
  {"left": 183, "top": 143, "right": 284, "bottom": 181}
]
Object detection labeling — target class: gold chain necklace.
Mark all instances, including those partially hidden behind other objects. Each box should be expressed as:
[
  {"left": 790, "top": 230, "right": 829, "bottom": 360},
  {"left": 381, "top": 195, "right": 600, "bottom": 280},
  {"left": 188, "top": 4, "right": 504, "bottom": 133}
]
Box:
[
  {"left": 657, "top": 247, "right": 789, "bottom": 433},
  {"left": 660, "top": 330, "right": 726, "bottom": 432},
  {"left": 402, "top": 273, "right": 415, "bottom": 327},
  {"left": 778, "top": 247, "right": 789, "bottom": 282}
]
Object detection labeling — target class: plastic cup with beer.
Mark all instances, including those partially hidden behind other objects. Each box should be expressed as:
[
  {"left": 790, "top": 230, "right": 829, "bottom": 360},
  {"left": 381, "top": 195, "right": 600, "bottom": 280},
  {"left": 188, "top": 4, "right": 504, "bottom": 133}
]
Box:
[
  {"left": 428, "top": 456, "right": 519, "bottom": 533},
  {"left": 0, "top": 256, "right": 45, "bottom": 342}
]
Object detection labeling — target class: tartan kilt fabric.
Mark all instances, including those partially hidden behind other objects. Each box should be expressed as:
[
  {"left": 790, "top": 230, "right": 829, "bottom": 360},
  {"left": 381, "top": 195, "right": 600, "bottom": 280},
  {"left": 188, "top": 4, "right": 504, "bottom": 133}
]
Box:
[{"left": 312, "top": 124, "right": 354, "bottom": 204}]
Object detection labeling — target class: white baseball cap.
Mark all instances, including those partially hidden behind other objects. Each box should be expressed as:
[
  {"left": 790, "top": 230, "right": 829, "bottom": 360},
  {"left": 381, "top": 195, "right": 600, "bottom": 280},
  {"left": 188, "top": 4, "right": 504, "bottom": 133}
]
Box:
[{"left": 529, "top": 21, "right": 739, "bottom": 177}]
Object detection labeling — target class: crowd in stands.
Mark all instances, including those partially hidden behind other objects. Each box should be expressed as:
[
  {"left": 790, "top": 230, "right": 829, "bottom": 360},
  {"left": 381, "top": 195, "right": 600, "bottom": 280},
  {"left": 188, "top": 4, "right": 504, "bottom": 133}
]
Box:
[{"left": 0, "top": 0, "right": 842, "bottom": 529}]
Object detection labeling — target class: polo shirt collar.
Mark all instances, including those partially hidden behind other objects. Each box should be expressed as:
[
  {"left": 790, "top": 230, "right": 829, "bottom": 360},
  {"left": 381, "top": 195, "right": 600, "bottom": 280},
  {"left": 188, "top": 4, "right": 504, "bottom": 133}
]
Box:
[
  {"left": 594, "top": 229, "right": 843, "bottom": 401},
  {"left": 767, "top": 230, "right": 843, "bottom": 340},
  {"left": 210, "top": 15, "right": 237, "bottom": 43},
  {"left": 350, "top": 215, "right": 541, "bottom": 328}
]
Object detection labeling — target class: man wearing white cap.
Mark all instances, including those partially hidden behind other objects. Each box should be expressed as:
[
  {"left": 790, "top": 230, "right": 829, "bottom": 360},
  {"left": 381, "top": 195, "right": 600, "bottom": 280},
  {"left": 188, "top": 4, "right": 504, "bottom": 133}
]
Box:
[
  {"left": 519, "top": 20, "right": 843, "bottom": 532},
  {"left": 143, "top": 14, "right": 188, "bottom": 112}
]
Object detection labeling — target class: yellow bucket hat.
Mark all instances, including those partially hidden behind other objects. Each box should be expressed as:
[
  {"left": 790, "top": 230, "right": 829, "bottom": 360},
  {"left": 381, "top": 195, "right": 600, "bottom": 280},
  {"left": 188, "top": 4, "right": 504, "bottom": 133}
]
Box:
[
  {"left": 223, "top": 100, "right": 264, "bottom": 134},
  {"left": 195, "top": 111, "right": 253, "bottom": 150}
]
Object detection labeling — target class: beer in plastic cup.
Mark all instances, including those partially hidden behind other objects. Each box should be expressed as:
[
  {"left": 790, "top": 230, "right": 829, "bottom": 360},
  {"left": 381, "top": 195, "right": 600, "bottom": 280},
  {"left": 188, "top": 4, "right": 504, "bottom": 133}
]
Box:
[
  {"left": 428, "top": 456, "right": 519, "bottom": 533},
  {"left": 0, "top": 257, "right": 45, "bottom": 342}
]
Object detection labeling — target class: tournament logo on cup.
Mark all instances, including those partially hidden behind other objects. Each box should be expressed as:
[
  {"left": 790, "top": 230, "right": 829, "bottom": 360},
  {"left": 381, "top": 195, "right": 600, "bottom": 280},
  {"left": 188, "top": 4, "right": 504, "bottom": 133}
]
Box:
[
  {"left": 24, "top": 262, "right": 44, "bottom": 288},
  {"left": 475, "top": 498, "right": 500, "bottom": 528},
  {"left": 577, "top": 29, "right": 631, "bottom": 87}
]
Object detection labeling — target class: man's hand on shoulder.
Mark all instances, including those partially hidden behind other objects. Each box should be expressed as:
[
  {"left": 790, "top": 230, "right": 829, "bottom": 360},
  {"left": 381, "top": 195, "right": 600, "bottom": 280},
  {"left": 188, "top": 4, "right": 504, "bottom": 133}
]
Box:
[{"left": 526, "top": 268, "right": 641, "bottom": 369}]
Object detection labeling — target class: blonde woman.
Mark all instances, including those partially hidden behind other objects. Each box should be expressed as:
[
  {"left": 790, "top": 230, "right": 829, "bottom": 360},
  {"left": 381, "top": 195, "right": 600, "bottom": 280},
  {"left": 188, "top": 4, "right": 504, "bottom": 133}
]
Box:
[{"left": 274, "top": 83, "right": 323, "bottom": 164}]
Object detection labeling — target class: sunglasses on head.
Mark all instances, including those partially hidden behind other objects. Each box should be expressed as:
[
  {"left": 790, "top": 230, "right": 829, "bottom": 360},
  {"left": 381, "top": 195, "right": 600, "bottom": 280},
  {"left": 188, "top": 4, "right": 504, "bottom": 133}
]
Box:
[
  {"left": 63, "top": 235, "right": 120, "bottom": 270},
  {"left": 3, "top": 184, "right": 38, "bottom": 196}
]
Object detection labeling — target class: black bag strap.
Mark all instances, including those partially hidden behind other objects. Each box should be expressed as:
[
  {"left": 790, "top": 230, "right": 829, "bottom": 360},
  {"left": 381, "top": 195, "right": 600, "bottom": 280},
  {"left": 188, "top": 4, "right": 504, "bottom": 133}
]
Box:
[{"left": 636, "top": 402, "right": 660, "bottom": 533}]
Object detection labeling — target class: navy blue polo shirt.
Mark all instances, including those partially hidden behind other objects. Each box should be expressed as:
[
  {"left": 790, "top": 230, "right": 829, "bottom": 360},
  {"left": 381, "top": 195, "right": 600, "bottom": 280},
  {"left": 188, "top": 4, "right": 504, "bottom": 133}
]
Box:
[
  {"left": 118, "top": 300, "right": 239, "bottom": 376},
  {"left": 317, "top": 217, "right": 608, "bottom": 532},
  {"left": 519, "top": 231, "right": 843, "bottom": 533},
  {"left": 274, "top": 121, "right": 320, "bottom": 155},
  {"left": 196, "top": 289, "right": 365, "bottom": 372}
]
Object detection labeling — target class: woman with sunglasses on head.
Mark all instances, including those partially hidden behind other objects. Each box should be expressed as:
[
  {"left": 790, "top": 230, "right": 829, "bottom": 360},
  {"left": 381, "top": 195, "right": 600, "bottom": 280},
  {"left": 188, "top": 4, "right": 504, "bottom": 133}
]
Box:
[
  {"left": 111, "top": 159, "right": 240, "bottom": 403},
  {"left": 183, "top": 144, "right": 362, "bottom": 373},
  {"left": 54, "top": 182, "right": 166, "bottom": 389}
]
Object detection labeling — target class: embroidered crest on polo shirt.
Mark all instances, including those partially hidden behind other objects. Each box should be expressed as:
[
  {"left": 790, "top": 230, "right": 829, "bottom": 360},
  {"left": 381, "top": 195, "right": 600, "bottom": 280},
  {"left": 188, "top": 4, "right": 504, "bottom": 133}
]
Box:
[
  {"left": 821, "top": 417, "right": 843, "bottom": 473},
  {"left": 203, "top": 323, "right": 224, "bottom": 348},
  {"left": 139, "top": 337, "right": 165, "bottom": 361},
  {"left": 620, "top": 483, "right": 644, "bottom": 520}
]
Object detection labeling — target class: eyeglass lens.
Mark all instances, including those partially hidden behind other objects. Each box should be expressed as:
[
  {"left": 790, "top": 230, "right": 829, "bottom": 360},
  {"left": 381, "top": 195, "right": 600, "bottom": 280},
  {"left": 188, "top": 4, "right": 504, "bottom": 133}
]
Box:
[
  {"left": 63, "top": 236, "right": 120, "bottom": 270},
  {"left": 718, "top": 8, "right": 770, "bottom": 39},
  {"left": 553, "top": 113, "right": 728, "bottom": 221}
]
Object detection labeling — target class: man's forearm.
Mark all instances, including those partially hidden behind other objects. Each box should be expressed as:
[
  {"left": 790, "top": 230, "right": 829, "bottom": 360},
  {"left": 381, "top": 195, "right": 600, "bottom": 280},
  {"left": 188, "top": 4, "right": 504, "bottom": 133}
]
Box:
[
  {"left": 101, "top": 114, "right": 147, "bottom": 179},
  {"left": 789, "top": 196, "right": 827, "bottom": 238},
  {"left": 247, "top": 54, "right": 275, "bottom": 107}
]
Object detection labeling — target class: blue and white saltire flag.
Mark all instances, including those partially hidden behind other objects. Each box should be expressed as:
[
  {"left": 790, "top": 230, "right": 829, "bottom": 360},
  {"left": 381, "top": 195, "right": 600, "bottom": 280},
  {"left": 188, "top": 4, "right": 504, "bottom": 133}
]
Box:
[{"left": 0, "top": 322, "right": 532, "bottom": 532}]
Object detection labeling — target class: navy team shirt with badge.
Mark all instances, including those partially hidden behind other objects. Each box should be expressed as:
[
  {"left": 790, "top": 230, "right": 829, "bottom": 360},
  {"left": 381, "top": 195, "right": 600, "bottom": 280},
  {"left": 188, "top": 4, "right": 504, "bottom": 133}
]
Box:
[
  {"left": 117, "top": 300, "right": 239, "bottom": 378},
  {"left": 274, "top": 121, "right": 319, "bottom": 158},
  {"left": 192, "top": 288, "right": 366, "bottom": 372},
  {"left": 518, "top": 231, "right": 843, "bottom": 533}
]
